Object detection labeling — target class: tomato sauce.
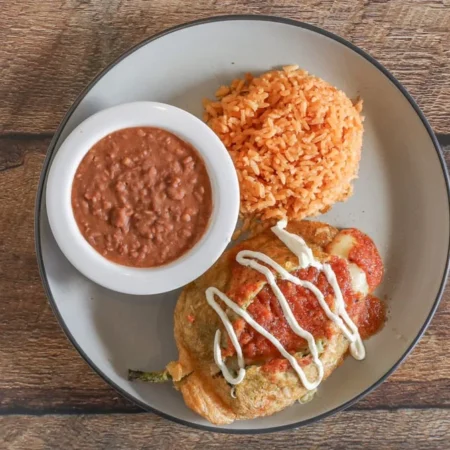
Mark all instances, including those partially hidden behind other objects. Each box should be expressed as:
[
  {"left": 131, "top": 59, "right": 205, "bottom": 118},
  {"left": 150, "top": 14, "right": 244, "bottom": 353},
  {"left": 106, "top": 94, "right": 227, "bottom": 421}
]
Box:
[
  {"left": 217, "top": 224, "right": 386, "bottom": 375},
  {"left": 230, "top": 257, "right": 357, "bottom": 363},
  {"left": 345, "top": 229, "right": 383, "bottom": 291},
  {"left": 357, "top": 295, "right": 386, "bottom": 339}
]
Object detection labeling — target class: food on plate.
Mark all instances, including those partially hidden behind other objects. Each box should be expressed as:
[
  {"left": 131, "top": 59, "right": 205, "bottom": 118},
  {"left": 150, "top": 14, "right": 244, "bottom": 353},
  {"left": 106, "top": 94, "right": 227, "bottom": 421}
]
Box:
[
  {"left": 72, "top": 127, "right": 212, "bottom": 268},
  {"left": 129, "top": 220, "right": 385, "bottom": 424},
  {"left": 203, "top": 66, "right": 363, "bottom": 228}
]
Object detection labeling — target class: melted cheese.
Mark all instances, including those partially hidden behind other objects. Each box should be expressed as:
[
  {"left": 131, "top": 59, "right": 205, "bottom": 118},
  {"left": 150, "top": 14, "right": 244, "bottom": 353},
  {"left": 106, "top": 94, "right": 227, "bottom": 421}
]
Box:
[
  {"left": 327, "top": 232, "right": 370, "bottom": 297},
  {"left": 327, "top": 232, "right": 354, "bottom": 259}
]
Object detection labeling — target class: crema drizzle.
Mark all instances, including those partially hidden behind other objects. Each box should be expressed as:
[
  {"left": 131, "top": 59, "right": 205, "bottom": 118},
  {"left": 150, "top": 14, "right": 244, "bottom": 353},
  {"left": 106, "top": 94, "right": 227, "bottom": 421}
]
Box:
[{"left": 205, "top": 220, "right": 365, "bottom": 390}]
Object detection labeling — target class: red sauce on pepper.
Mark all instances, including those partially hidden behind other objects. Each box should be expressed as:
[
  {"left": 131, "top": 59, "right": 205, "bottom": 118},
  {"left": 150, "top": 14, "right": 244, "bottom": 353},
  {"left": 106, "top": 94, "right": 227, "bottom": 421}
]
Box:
[
  {"left": 226, "top": 248, "right": 267, "bottom": 307},
  {"left": 232, "top": 257, "right": 357, "bottom": 364},
  {"left": 357, "top": 295, "right": 386, "bottom": 339},
  {"left": 344, "top": 229, "right": 383, "bottom": 292},
  {"left": 220, "top": 228, "right": 385, "bottom": 374}
]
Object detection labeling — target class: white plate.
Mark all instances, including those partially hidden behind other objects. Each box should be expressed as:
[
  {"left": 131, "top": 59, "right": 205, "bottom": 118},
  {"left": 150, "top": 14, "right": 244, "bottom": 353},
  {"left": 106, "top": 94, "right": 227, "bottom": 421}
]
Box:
[{"left": 35, "top": 16, "right": 450, "bottom": 433}]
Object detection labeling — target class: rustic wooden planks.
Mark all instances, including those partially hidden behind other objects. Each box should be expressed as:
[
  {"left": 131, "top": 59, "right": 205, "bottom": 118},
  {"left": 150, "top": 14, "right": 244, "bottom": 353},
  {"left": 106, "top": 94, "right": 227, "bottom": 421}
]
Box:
[
  {"left": 1, "top": 0, "right": 449, "bottom": 448},
  {"left": 0, "top": 1, "right": 449, "bottom": 134},
  {"left": 1, "top": 410, "right": 450, "bottom": 449}
]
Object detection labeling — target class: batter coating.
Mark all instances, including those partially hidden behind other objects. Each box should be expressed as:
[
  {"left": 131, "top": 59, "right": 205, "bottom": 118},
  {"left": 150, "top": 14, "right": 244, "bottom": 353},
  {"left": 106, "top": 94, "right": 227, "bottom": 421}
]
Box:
[{"left": 130, "top": 221, "right": 384, "bottom": 424}]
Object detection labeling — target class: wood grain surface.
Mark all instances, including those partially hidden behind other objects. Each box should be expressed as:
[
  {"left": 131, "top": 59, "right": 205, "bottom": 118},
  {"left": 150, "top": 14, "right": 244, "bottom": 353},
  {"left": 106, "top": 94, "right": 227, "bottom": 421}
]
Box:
[{"left": 1, "top": 1, "right": 449, "bottom": 449}]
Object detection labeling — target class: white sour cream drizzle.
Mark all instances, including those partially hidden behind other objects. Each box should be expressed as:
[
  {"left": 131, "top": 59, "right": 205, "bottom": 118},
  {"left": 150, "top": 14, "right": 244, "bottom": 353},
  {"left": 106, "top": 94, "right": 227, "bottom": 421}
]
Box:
[{"left": 205, "top": 220, "right": 365, "bottom": 390}]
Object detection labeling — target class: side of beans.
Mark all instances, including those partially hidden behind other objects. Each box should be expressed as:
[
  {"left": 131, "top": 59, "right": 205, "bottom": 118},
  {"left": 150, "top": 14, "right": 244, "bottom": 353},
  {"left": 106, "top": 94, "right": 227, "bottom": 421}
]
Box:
[{"left": 71, "top": 127, "right": 213, "bottom": 268}]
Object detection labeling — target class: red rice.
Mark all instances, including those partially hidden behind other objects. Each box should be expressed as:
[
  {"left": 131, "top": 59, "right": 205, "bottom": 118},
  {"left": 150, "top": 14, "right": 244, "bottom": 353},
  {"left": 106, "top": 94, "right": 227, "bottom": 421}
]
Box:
[{"left": 203, "top": 65, "right": 364, "bottom": 225}]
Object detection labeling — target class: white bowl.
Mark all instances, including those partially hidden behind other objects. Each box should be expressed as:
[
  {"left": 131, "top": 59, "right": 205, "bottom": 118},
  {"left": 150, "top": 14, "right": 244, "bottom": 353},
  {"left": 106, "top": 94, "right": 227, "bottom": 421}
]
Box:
[{"left": 45, "top": 101, "right": 239, "bottom": 295}]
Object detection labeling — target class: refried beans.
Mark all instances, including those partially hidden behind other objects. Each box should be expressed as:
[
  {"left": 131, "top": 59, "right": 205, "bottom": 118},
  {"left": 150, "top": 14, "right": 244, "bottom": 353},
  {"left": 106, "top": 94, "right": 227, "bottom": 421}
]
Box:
[{"left": 71, "top": 127, "right": 213, "bottom": 267}]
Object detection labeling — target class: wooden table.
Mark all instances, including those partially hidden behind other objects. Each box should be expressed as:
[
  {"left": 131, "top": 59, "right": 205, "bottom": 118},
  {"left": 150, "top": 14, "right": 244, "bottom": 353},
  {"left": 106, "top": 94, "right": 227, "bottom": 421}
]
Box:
[{"left": 1, "top": 2, "right": 449, "bottom": 448}]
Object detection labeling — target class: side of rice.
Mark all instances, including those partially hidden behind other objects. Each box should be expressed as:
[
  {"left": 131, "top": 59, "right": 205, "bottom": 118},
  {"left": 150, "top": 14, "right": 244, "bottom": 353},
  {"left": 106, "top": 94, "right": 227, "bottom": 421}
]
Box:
[{"left": 203, "top": 65, "right": 363, "bottom": 228}]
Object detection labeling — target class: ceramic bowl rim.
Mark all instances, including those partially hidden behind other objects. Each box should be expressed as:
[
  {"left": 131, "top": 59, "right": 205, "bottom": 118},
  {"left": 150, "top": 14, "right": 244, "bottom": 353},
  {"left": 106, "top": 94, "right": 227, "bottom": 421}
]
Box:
[{"left": 45, "top": 101, "right": 239, "bottom": 295}]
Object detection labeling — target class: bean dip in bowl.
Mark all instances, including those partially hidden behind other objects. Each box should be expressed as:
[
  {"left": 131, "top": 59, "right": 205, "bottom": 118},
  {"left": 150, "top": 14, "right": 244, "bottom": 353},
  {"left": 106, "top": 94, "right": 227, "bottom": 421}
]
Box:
[{"left": 46, "top": 102, "right": 239, "bottom": 295}]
